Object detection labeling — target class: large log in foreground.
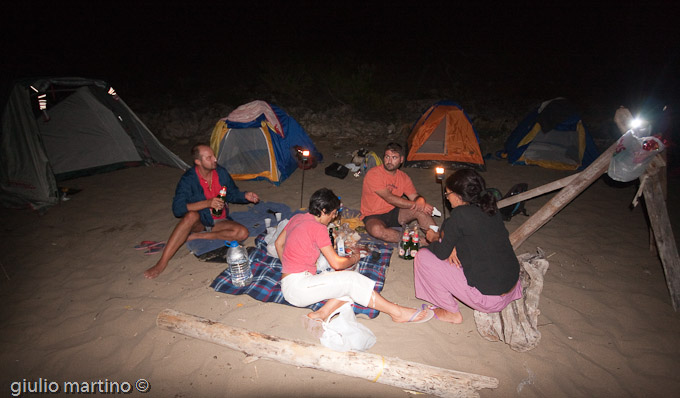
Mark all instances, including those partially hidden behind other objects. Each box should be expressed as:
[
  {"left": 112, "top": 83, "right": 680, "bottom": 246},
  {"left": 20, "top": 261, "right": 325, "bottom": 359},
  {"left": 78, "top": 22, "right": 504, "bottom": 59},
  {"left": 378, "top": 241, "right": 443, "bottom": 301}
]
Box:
[{"left": 157, "top": 309, "right": 498, "bottom": 398}]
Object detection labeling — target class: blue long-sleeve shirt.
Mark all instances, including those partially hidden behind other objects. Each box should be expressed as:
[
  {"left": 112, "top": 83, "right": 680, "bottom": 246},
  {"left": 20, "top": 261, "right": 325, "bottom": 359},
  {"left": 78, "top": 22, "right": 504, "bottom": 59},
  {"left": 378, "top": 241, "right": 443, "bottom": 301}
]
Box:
[{"left": 172, "top": 165, "right": 248, "bottom": 227}]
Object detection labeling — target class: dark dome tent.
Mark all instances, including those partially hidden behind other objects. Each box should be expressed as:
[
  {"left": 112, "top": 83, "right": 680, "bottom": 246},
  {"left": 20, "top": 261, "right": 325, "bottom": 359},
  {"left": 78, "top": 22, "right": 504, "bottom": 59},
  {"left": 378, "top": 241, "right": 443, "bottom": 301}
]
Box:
[{"left": 0, "top": 77, "right": 189, "bottom": 212}]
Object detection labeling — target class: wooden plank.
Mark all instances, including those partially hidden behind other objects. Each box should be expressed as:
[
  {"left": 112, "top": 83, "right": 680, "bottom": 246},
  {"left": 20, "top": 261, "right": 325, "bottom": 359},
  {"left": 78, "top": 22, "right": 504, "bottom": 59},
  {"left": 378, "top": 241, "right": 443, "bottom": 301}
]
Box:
[
  {"left": 509, "top": 142, "right": 616, "bottom": 250},
  {"left": 642, "top": 172, "right": 680, "bottom": 311},
  {"left": 157, "top": 309, "right": 498, "bottom": 398},
  {"left": 497, "top": 174, "right": 579, "bottom": 209}
]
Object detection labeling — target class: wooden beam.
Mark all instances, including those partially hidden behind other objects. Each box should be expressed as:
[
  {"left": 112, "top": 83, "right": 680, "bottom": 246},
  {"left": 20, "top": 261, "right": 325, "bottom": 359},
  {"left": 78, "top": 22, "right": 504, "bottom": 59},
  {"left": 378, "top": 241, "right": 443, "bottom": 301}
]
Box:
[
  {"left": 648, "top": 153, "right": 667, "bottom": 254},
  {"left": 497, "top": 173, "right": 579, "bottom": 209},
  {"left": 157, "top": 309, "right": 498, "bottom": 398},
  {"left": 641, "top": 171, "right": 680, "bottom": 311},
  {"left": 509, "top": 142, "right": 616, "bottom": 250}
]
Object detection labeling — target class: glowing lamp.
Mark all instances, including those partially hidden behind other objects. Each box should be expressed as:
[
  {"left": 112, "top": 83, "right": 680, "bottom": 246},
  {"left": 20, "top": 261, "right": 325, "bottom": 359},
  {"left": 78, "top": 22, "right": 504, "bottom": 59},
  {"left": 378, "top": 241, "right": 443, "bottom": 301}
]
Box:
[
  {"left": 630, "top": 117, "right": 643, "bottom": 129},
  {"left": 435, "top": 166, "right": 445, "bottom": 182}
]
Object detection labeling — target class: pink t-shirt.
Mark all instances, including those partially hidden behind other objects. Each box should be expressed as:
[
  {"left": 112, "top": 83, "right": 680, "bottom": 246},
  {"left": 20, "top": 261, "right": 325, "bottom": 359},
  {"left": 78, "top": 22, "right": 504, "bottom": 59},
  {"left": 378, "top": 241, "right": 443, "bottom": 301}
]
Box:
[
  {"left": 360, "top": 166, "right": 417, "bottom": 218},
  {"left": 281, "top": 213, "right": 331, "bottom": 274}
]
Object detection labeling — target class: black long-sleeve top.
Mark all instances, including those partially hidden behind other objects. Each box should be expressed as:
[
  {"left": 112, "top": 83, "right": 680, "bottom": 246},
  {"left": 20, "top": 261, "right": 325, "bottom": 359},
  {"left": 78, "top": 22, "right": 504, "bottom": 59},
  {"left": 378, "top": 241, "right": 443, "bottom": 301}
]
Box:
[{"left": 425, "top": 205, "right": 520, "bottom": 295}]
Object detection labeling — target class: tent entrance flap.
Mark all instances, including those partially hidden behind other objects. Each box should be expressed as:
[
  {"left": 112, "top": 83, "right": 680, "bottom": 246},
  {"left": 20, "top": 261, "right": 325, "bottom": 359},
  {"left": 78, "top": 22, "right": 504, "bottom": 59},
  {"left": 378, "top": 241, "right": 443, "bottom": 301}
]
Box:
[
  {"left": 217, "top": 127, "right": 276, "bottom": 180},
  {"left": 522, "top": 129, "right": 580, "bottom": 168},
  {"left": 416, "top": 118, "right": 447, "bottom": 154},
  {"left": 38, "top": 87, "right": 142, "bottom": 175}
]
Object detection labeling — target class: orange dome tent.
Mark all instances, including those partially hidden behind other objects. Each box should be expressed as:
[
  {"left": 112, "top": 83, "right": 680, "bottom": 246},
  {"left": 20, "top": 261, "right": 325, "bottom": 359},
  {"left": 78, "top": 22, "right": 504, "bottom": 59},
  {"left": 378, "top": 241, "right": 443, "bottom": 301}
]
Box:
[{"left": 405, "top": 101, "right": 485, "bottom": 170}]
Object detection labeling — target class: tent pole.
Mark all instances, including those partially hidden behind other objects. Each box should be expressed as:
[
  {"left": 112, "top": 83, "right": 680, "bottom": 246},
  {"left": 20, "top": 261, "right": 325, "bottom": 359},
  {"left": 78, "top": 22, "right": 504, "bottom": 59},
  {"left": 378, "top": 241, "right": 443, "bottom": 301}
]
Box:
[{"left": 300, "top": 158, "right": 307, "bottom": 209}]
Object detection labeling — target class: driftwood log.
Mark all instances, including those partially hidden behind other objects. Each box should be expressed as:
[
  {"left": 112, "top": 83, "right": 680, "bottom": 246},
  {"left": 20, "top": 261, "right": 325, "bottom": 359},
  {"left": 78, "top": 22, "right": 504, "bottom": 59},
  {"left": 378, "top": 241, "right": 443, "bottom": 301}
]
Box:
[
  {"left": 641, "top": 168, "right": 680, "bottom": 311},
  {"left": 157, "top": 309, "right": 498, "bottom": 398},
  {"left": 474, "top": 250, "right": 549, "bottom": 352}
]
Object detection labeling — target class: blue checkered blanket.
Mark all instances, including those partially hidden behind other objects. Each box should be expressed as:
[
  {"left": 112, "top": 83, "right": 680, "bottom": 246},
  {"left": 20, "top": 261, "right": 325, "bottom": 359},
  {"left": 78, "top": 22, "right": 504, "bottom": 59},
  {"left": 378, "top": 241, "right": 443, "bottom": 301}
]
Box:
[{"left": 210, "top": 232, "right": 393, "bottom": 318}]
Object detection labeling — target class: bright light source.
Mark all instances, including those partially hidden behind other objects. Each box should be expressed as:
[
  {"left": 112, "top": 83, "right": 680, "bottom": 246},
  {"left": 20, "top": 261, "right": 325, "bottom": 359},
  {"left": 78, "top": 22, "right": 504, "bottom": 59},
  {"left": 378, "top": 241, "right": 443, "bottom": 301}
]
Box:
[
  {"left": 435, "top": 166, "right": 445, "bottom": 182},
  {"left": 302, "top": 150, "right": 310, "bottom": 157},
  {"left": 630, "top": 117, "right": 643, "bottom": 129}
]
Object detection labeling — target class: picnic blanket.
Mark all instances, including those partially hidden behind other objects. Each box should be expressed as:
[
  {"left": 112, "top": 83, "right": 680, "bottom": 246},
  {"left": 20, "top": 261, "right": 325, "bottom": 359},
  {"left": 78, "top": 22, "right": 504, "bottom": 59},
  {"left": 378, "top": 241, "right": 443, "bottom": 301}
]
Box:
[
  {"left": 210, "top": 232, "right": 393, "bottom": 318},
  {"left": 186, "top": 201, "right": 303, "bottom": 257},
  {"left": 230, "top": 201, "right": 303, "bottom": 238}
]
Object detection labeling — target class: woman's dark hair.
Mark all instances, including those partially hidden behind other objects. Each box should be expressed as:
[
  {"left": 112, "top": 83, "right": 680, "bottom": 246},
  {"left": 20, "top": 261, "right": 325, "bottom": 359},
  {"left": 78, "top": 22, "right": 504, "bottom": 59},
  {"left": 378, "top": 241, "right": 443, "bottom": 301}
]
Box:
[
  {"left": 445, "top": 169, "right": 498, "bottom": 216},
  {"left": 308, "top": 188, "right": 341, "bottom": 216}
]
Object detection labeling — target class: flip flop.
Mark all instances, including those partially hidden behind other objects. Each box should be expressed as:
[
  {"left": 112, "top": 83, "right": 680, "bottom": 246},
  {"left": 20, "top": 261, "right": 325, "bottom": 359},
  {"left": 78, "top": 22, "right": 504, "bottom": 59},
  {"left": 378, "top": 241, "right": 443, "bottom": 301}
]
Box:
[
  {"left": 301, "top": 314, "right": 325, "bottom": 339},
  {"left": 144, "top": 243, "right": 166, "bottom": 255},
  {"left": 422, "top": 303, "right": 440, "bottom": 320},
  {"left": 134, "top": 240, "right": 165, "bottom": 250},
  {"left": 407, "top": 307, "right": 434, "bottom": 324}
]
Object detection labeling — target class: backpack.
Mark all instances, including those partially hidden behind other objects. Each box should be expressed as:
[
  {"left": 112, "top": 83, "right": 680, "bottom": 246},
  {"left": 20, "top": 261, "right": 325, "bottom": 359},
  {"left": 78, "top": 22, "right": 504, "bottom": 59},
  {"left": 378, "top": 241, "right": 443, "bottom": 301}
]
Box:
[
  {"left": 499, "top": 183, "right": 529, "bottom": 221},
  {"left": 362, "top": 151, "right": 382, "bottom": 173}
]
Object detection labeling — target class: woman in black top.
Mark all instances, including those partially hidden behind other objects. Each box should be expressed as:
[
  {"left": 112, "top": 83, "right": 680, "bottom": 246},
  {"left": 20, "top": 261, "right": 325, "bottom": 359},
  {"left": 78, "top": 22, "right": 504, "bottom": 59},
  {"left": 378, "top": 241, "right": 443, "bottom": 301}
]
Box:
[{"left": 415, "top": 169, "right": 521, "bottom": 324}]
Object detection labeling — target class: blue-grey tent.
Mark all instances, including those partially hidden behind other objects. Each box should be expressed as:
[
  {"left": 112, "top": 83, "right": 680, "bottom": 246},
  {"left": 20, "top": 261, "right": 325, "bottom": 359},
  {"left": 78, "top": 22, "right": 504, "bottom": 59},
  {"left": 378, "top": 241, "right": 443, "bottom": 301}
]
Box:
[{"left": 500, "top": 98, "right": 599, "bottom": 170}]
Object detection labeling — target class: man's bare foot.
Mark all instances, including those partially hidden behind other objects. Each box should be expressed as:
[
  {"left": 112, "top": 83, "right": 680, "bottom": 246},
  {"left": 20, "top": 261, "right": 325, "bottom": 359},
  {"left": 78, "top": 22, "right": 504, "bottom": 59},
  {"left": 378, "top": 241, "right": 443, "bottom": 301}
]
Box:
[
  {"left": 433, "top": 308, "right": 463, "bottom": 324},
  {"left": 144, "top": 263, "right": 166, "bottom": 279}
]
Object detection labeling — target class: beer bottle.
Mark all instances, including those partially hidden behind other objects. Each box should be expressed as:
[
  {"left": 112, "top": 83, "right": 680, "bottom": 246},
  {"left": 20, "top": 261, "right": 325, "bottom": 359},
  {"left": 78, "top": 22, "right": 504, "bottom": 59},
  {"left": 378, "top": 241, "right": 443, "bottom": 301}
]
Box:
[
  {"left": 411, "top": 229, "right": 420, "bottom": 257},
  {"left": 212, "top": 186, "right": 227, "bottom": 216},
  {"left": 399, "top": 225, "right": 409, "bottom": 259}
]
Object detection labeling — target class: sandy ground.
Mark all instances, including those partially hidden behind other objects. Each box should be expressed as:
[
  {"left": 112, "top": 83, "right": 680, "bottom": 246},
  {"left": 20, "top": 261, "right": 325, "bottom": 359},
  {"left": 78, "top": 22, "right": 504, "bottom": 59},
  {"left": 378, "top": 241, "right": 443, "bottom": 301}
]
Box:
[{"left": 1, "top": 138, "right": 679, "bottom": 398}]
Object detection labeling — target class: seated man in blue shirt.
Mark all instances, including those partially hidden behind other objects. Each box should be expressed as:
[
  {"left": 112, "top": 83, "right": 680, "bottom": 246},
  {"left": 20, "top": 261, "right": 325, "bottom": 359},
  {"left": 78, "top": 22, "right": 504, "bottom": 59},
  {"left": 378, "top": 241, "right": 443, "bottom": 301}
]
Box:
[{"left": 144, "top": 144, "right": 259, "bottom": 279}]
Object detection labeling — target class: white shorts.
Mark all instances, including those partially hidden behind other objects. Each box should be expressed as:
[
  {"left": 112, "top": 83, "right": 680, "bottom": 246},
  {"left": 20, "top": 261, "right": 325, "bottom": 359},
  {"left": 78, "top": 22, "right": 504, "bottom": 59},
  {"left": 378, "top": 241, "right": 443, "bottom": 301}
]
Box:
[{"left": 281, "top": 271, "right": 376, "bottom": 308}]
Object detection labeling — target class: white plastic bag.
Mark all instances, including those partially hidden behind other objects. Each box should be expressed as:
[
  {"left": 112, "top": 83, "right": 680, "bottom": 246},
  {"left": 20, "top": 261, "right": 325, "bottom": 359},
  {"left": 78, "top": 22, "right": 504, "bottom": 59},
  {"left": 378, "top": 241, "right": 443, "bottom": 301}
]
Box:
[
  {"left": 319, "top": 302, "right": 376, "bottom": 352},
  {"left": 608, "top": 130, "right": 664, "bottom": 182},
  {"left": 265, "top": 219, "right": 289, "bottom": 258},
  {"left": 316, "top": 253, "right": 333, "bottom": 273}
]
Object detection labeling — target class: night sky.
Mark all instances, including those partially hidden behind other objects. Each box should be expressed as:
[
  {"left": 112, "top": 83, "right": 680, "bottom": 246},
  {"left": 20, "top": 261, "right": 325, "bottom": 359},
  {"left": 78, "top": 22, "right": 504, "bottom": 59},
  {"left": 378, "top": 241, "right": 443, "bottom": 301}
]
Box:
[{"left": 2, "top": 1, "right": 678, "bottom": 114}]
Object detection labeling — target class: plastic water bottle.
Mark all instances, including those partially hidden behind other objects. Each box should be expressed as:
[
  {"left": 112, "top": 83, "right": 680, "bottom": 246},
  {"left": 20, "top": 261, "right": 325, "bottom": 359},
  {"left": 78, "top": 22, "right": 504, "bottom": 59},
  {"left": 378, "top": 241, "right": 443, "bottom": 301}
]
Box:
[
  {"left": 337, "top": 236, "right": 346, "bottom": 256},
  {"left": 225, "top": 240, "right": 252, "bottom": 287}
]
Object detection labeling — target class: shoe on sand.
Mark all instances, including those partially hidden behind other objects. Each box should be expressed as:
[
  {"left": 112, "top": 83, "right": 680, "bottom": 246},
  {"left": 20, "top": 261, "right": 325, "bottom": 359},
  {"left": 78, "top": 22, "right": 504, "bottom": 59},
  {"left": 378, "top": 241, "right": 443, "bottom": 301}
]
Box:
[
  {"left": 407, "top": 308, "right": 435, "bottom": 324},
  {"left": 135, "top": 240, "right": 165, "bottom": 250},
  {"left": 422, "top": 303, "right": 440, "bottom": 320},
  {"left": 301, "top": 314, "right": 325, "bottom": 339},
  {"left": 144, "top": 243, "right": 166, "bottom": 255}
]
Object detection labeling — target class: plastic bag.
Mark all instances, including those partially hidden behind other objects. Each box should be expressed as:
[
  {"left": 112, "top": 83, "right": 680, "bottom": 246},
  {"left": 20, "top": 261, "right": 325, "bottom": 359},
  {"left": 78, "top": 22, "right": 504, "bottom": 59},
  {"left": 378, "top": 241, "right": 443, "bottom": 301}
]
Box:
[
  {"left": 320, "top": 301, "right": 376, "bottom": 352},
  {"left": 265, "top": 219, "right": 289, "bottom": 258},
  {"left": 608, "top": 130, "right": 665, "bottom": 182}
]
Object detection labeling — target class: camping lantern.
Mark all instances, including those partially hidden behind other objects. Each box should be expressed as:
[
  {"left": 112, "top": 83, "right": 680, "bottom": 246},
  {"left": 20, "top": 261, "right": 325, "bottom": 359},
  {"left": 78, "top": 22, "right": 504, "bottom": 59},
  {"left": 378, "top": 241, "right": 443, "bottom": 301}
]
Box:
[
  {"left": 435, "top": 166, "right": 445, "bottom": 182},
  {"left": 299, "top": 148, "right": 310, "bottom": 208}
]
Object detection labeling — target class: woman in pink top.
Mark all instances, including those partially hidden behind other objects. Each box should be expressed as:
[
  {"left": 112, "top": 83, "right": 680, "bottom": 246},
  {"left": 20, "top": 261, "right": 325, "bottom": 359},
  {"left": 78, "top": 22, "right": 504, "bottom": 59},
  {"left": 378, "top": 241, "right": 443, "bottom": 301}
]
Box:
[{"left": 275, "top": 188, "right": 434, "bottom": 332}]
